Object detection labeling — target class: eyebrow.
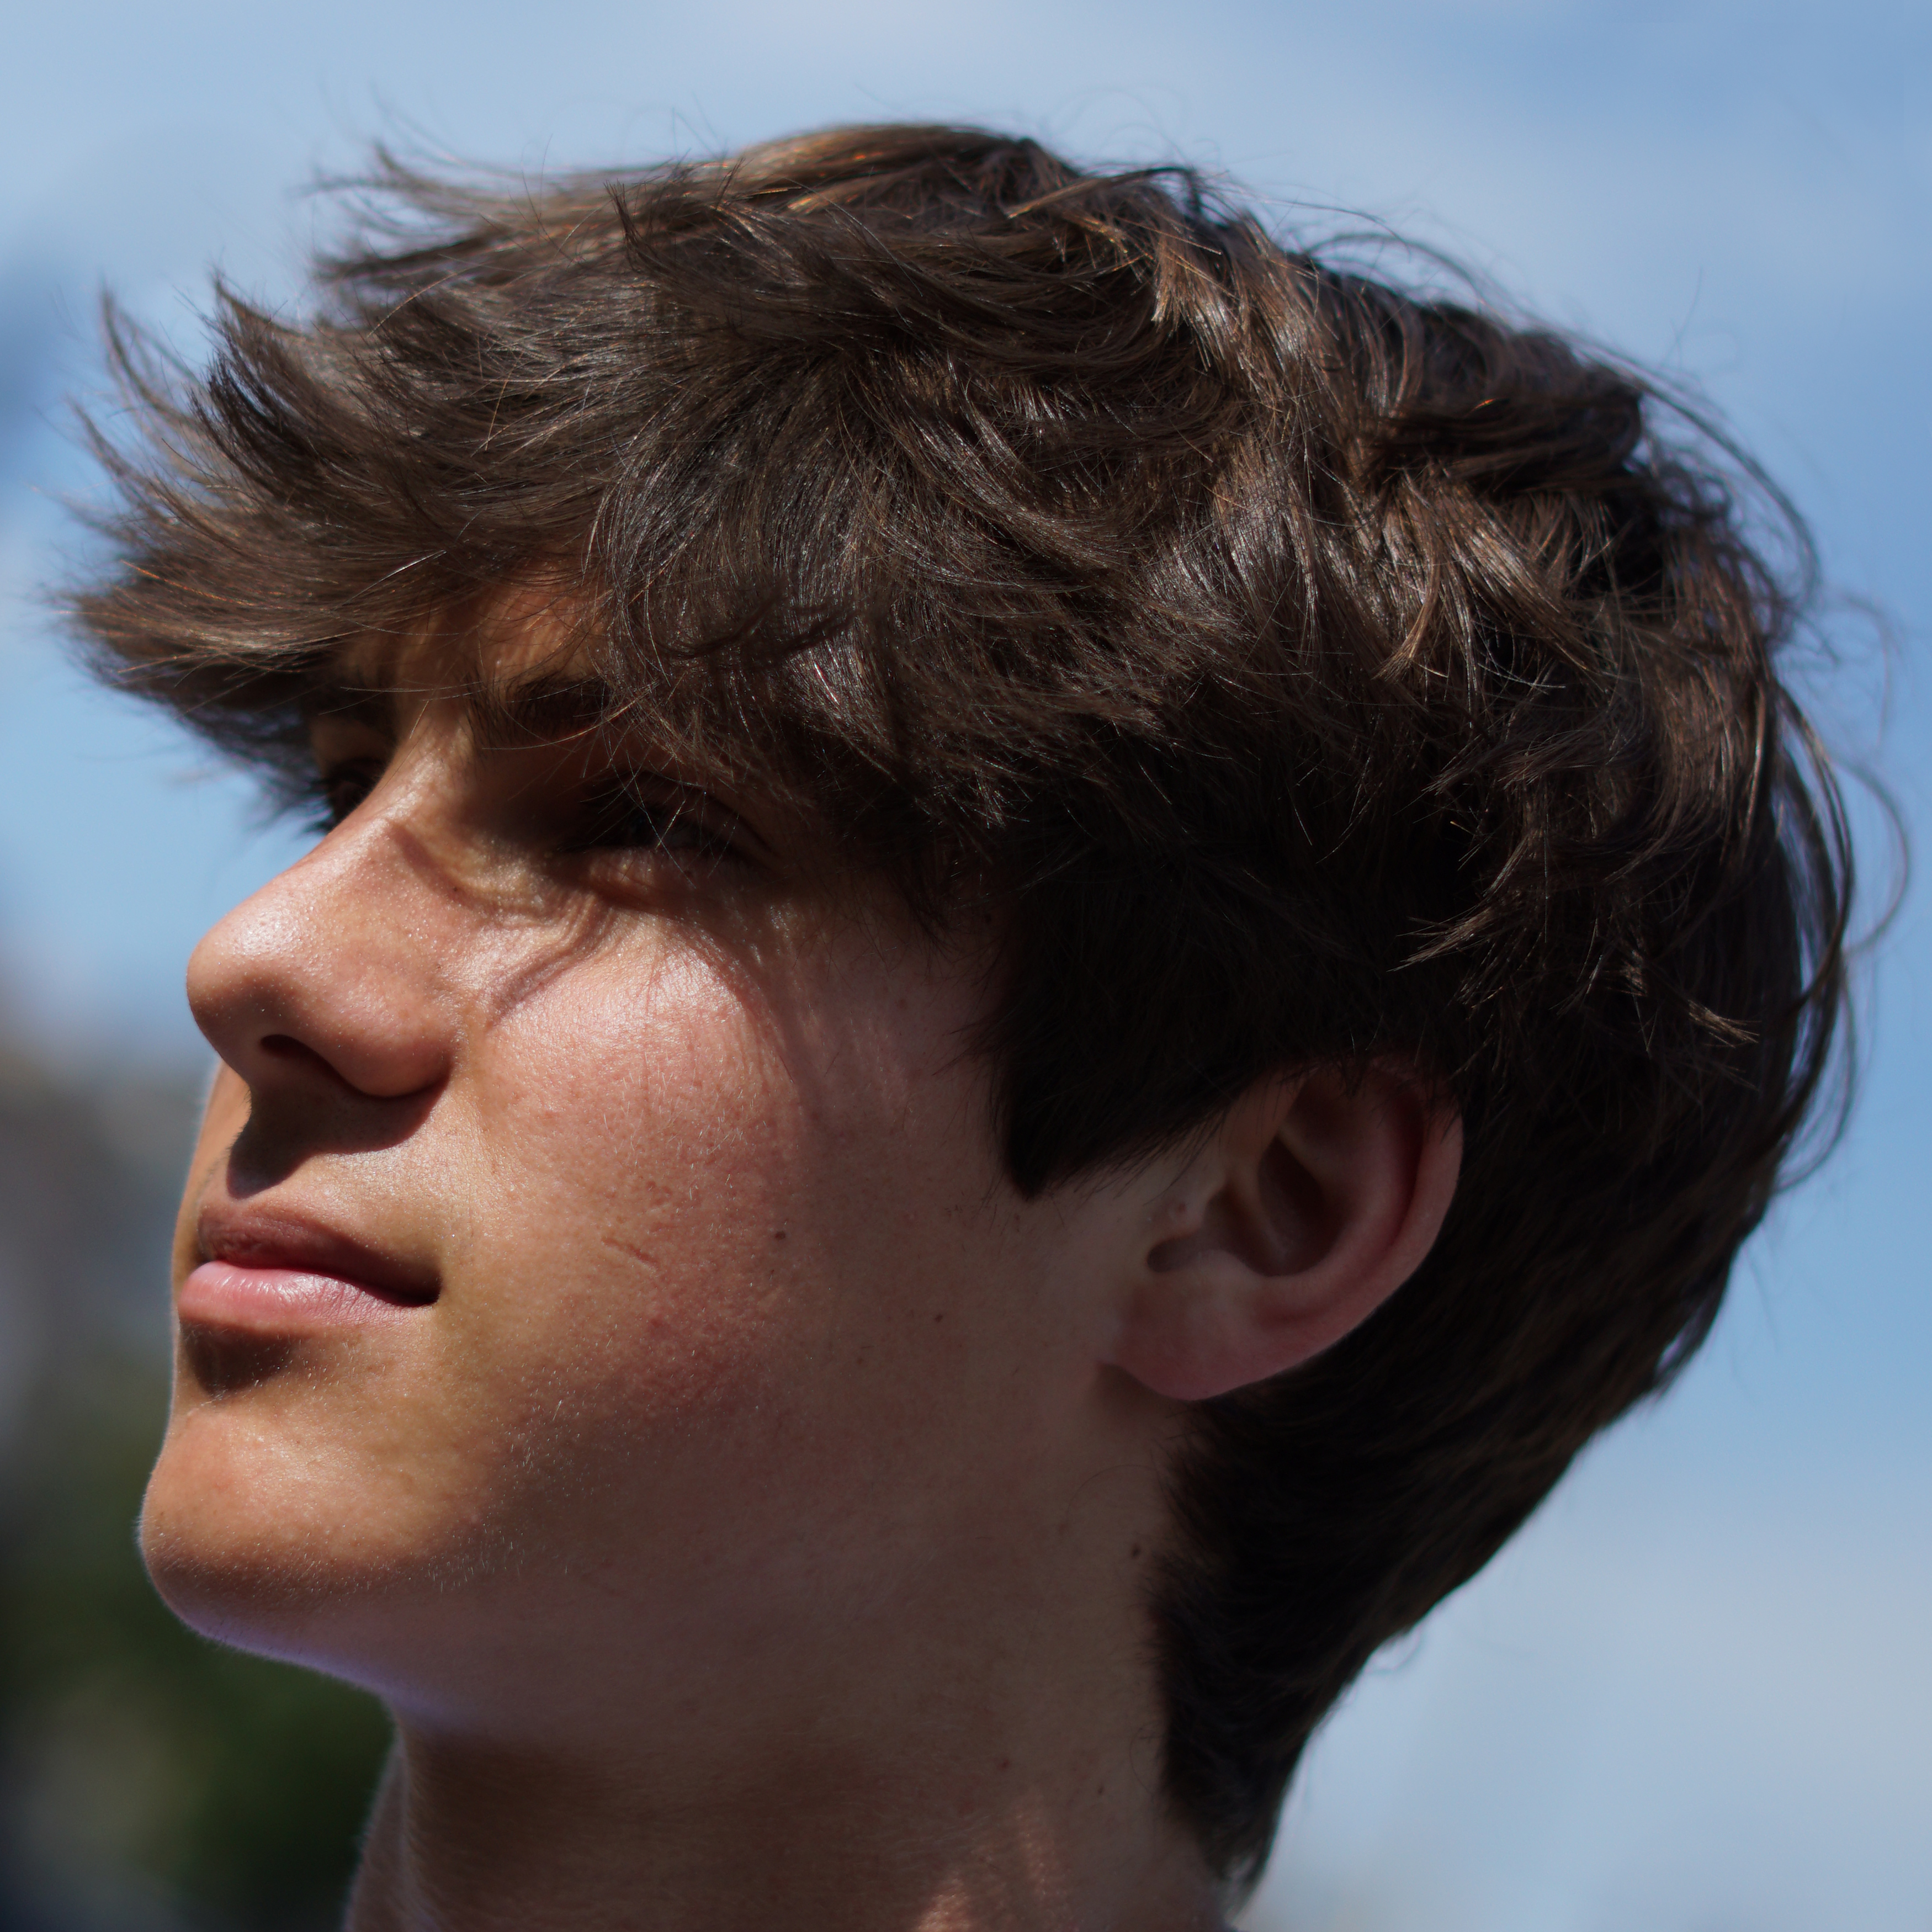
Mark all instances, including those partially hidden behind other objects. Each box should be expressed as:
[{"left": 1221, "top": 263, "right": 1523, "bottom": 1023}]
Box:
[
  {"left": 301, "top": 658, "right": 810, "bottom": 866},
  {"left": 301, "top": 682, "right": 394, "bottom": 739},
  {"left": 475, "top": 670, "right": 628, "bottom": 745},
  {"left": 302, "top": 668, "right": 628, "bottom": 746}
]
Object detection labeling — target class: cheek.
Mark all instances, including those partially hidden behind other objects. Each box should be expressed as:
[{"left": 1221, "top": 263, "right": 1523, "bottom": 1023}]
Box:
[
  {"left": 438, "top": 933, "right": 1015, "bottom": 1535},
  {"left": 439, "top": 953, "right": 857, "bottom": 1478}
]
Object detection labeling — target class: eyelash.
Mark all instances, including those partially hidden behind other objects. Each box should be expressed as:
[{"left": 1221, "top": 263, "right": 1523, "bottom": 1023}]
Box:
[
  {"left": 304, "top": 761, "right": 381, "bottom": 835},
  {"left": 566, "top": 782, "right": 736, "bottom": 862},
  {"left": 301, "top": 763, "right": 736, "bottom": 863}
]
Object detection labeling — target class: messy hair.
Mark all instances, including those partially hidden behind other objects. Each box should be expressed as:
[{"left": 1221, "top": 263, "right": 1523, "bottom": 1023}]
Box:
[{"left": 73, "top": 125, "right": 1853, "bottom": 1889}]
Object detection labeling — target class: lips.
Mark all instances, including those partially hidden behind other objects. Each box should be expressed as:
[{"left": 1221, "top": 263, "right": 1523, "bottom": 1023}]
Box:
[{"left": 180, "top": 1208, "right": 438, "bottom": 1336}]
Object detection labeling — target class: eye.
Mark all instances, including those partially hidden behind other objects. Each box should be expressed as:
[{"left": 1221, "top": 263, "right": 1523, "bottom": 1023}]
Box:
[
  {"left": 306, "top": 758, "right": 384, "bottom": 834},
  {"left": 568, "top": 779, "right": 737, "bottom": 864}
]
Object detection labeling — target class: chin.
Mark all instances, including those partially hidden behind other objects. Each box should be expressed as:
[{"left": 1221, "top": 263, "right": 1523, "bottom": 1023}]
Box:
[{"left": 137, "top": 1387, "right": 498, "bottom": 1686}]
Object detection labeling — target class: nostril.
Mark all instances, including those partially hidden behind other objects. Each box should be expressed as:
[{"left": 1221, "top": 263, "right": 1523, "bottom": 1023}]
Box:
[
  {"left": 258, "top": 1033, "right": 374, "bottom": 1093},
  {"left": 252, "top": 1030, "right": 443, "bottom": 1109},
  {"left": 260, "top": 1034, "right": 332, "bottom": 1070}
]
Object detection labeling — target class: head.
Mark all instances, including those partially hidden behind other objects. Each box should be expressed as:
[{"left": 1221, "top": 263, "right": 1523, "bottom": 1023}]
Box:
[{"left": 77, "top": 125, "right": 1849, "bottom": 1889}]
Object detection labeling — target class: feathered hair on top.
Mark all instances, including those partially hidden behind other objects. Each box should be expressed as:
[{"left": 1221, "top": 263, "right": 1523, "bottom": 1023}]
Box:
[{"left": 74, "top": 124, "right": 1854, "bottom": 1891}]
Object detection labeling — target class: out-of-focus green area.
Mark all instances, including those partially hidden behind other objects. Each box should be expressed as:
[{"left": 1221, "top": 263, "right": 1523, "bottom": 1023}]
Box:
[{"left": 0, "top": 1036, "right": 391, "bottom": 1929}]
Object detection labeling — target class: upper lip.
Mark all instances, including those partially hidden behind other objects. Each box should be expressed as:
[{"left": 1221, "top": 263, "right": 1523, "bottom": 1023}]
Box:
[{"left": 195, "top": 1204, "right": 439, "bottom": 1305}]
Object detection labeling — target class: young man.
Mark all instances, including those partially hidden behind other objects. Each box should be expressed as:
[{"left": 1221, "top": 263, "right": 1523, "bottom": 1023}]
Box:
[{"left": 76, "top": 125, "right": 1849, "bottom": 1929}]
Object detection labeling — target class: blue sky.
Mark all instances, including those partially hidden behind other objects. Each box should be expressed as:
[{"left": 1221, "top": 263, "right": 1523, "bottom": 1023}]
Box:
[{"left": 1, "top": 3, "right": 1926, "bottom": 1924}]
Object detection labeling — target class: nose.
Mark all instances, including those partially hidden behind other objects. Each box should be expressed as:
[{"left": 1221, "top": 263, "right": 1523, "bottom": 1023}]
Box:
[{"left": 187, "top": 811, "right": 457, "bottom": 1108}]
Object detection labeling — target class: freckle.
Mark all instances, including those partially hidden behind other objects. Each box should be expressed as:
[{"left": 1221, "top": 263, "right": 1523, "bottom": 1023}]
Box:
[
  {"left": 1129, "top": 1543, "right": 1142, "bottom": 1559},
  {"left": 933, "top": 1312, "right": 944, "bottom": 1324}
]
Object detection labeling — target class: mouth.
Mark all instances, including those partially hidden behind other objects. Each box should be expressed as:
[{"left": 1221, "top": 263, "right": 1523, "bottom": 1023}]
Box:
[{"left": 180, "top": 1208, "right": 438, "bottom": 1339}]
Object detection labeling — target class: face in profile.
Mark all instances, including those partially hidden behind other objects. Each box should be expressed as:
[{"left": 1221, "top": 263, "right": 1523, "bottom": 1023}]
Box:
[{"left": 140, "top": 616, "right": 1170, "bottom": 1749}]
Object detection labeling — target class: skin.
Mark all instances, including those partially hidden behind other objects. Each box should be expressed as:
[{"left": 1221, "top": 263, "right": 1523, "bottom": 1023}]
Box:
[{"left": 141, "top": 613, "right": 1460, "bottom": 1932}]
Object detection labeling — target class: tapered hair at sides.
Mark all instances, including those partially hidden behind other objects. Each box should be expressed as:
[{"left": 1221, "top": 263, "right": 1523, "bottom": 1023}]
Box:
[{"left": 73, "top": 126, "right": 1853, "bottom": 1889}]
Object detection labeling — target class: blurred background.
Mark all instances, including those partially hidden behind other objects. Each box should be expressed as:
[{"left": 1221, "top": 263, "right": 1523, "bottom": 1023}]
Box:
[{"left": 0, "top": 2, "right": 1925, "bottom": 1926}]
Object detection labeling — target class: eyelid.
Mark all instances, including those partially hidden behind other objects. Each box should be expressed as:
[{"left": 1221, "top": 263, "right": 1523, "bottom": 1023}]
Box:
[
  {"left": 304, "top": 755, "right": 386, "bottom": 834},
  {"left": 295, "top": 731, "right": 774, "bottom": 873},
  {"left": 305, "top": 703, "right": 396, "bottom": 767},
  {"left": 571, "top": 774, "right": 746, "bottom": 859}
]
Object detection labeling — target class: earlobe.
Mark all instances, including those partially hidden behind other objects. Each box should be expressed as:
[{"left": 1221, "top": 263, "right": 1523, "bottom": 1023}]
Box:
[{"left": 1107, "top": 1066, "right": 1462, "bottom": 1403}]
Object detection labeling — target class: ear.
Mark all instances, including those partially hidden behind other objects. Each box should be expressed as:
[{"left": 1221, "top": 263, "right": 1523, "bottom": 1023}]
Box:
[{"left": 1105, "top": 1064, "right": 1462, "bottom": 1402}]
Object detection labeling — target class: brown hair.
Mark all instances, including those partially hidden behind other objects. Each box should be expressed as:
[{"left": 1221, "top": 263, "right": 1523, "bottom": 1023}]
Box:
[{"left": 73, "top": 125, "right": 1853, "bottom": 1889}]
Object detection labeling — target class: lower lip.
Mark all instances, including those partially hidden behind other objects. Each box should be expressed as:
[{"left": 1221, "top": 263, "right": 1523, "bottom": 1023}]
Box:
[{"left": 178, "top": 1260, "right": 432, "bottom": 1336}]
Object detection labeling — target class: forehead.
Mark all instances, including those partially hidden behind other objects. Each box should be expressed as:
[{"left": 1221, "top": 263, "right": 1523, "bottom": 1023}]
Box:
[{"left": 315, "top": 588, "right": 618, "bottom": 743}]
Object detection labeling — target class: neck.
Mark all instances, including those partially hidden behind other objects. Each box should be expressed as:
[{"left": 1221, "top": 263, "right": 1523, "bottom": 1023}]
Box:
[
  {"left": 345, "top": 1713, "right": 1224, "bottom": 1932},
  {"left": 335, "top": 1365, "right": 1223, "bottom": 1930}
]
